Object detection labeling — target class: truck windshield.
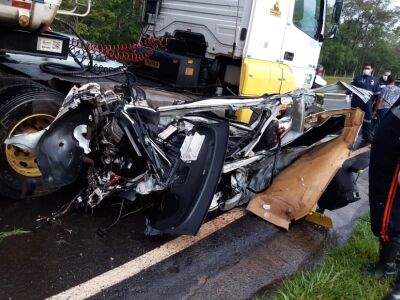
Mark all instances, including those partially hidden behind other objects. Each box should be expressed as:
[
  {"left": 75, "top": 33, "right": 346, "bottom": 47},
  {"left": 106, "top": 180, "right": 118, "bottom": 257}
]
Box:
[{"left": 293, "top": 0, "right": 324, "bottom": 39}]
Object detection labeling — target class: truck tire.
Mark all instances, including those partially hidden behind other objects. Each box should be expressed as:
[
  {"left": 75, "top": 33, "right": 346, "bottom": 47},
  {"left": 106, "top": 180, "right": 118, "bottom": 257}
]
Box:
[
  {"left": 0, "top": 76, "right": 40, "bottom": 89},
  {"left": 0, "top": 83, "right": 64, "bottom": 199}
]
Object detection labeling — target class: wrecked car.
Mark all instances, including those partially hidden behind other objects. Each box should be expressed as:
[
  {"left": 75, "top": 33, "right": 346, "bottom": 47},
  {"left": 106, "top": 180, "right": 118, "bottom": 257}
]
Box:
[{"left": 5, "top": 81, "right": 368, "bottom": 235}]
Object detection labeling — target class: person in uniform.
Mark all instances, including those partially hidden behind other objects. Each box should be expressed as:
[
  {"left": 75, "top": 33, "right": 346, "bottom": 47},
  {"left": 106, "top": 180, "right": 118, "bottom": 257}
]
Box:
[
  {"left": 351, "top": 63, "right": 381, "bottom": 142},
  {"left": 367, "top": 97, "right": 400, "bottom": 280}
]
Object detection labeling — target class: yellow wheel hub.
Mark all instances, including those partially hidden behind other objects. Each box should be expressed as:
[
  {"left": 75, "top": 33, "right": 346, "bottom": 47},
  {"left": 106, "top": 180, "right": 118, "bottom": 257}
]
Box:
[{"left": 6, "top": 114, "right": 54, "bottom": 177}]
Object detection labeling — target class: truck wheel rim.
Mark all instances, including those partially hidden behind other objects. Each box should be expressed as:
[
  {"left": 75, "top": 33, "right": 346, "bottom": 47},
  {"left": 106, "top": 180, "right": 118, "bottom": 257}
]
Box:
[{"left": 6, "top": 114, "right": 54, "bottom": 177}]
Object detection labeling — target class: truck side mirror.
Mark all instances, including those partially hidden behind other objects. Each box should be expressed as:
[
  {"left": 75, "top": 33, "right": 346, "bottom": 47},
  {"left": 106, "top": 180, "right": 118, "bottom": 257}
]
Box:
[
  {"left": 327, "top": 0, "right": 342, "bottom": 40},
  {"left": 332, "top": 0, "right": 343, "bottom": 24},
  {"left": 327, "top": 24, "right": 339, "bottom": 39}
]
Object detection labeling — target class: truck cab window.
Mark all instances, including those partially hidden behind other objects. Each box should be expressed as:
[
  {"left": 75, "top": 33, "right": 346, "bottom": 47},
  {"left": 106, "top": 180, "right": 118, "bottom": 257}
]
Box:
[{"left": 293, "top": 0, "right": 323, "bottom": 39}]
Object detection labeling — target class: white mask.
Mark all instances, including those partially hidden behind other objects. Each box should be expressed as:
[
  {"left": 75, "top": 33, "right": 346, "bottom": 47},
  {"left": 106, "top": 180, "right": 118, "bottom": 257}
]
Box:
[
  {"left": 363, "top": 69, "right": 372, "bottom": 76},
  {"left": 383, "top": 75, "right": 388, "bottom": 81}
]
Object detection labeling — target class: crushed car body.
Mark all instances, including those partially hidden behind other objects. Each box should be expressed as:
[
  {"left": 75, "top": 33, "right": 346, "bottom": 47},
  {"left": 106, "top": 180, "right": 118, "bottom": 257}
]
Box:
[{"left": 5, "top": 82, "right": 367, "bottom": 235}]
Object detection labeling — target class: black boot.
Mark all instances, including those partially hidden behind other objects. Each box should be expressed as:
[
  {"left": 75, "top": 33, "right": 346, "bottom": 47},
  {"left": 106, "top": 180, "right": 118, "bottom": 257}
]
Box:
[
  {"left": 365, "top": 241, "right": 400, "bottom": 277},
  {"left": 383, "top": 274, "right": 400, "bottom": 300}
]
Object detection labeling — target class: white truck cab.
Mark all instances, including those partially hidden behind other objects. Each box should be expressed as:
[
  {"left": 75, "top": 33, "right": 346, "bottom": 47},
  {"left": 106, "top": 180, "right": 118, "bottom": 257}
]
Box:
[{"left": 144, "top": 0, "right": 342, "bottom": 98}]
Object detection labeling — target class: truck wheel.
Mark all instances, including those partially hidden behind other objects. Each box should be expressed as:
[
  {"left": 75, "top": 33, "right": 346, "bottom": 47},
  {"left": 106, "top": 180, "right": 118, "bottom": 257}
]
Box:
[{"left": 0, "top": 84, "right": 64, "bottom": 199}]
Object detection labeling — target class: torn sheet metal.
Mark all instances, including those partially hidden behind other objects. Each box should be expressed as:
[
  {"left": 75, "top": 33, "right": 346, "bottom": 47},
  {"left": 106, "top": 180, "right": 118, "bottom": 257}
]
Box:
[
  {"left": 247, "top": 108, "right": 364, "bottom": 230},
  {"left": 4, "top": 130, "right": 45, "bottom": 151},
  {"left": 313, "top": 81, "right": 373, "bottom": 104}
]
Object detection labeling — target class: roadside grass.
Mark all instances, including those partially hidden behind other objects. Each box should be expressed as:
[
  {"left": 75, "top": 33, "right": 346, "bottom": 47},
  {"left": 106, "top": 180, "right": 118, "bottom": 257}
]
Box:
[
  {"left": 258, "top": 215, "right": 394, "bottom": 300},
  {"left": 325, "top": 76, "right": 353, "bottom": 85},
  {"left": 0, "top": 229, "right": 30, "bottom": 243}
]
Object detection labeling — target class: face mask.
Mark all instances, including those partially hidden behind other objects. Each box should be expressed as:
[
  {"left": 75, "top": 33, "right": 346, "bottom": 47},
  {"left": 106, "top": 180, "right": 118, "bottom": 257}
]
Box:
[
  {"left": 383, "top": 76, "right": 388, "bottom": 81},
  {"left": 363, "top": 69, "right": 372, "bottom": 76}
]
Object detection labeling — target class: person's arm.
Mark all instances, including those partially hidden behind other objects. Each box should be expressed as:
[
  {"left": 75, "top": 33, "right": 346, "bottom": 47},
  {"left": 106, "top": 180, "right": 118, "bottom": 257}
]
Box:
[
  {"left": 374, "top": 79, "right": 382, "bottom": 96},
  {"left": 371, "top": 79, "right": 382, "bottom": 106},
  {"left": 373, "top": 96, "right": 383, "bottom": 116},
  {"left": 374, "top": 86, "right": 387, "bottom": 116}
]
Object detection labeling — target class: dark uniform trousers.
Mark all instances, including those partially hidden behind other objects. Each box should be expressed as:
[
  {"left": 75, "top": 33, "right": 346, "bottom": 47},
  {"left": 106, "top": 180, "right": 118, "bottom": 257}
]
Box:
[
  {"left": 370, "top": 100, "right": 400, "bottom": 242},
  {"left": 351, "top": 75, "right": 381, "bottom": 140}
]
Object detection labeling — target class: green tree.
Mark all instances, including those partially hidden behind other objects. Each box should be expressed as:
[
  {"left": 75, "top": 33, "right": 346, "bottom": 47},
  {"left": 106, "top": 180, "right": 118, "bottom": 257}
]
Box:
[
  {"left": 320, "top": 0, "right": 400, "bottom": 77},
  {"left": 58, "top": 0, "right": 142, "bottom": 44}
]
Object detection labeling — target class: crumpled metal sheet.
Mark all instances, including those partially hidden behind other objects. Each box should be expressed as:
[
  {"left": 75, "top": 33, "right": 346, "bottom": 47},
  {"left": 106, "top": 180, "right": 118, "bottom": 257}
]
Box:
[
  {"left": 246, "top": 108, "right": 364, "bottom": 230},
  {"left": 313, "top": 81, "right": 373, "bottom": 103},
  {"left": 247, "top": 147, "right": 309, "bottom": 194}
]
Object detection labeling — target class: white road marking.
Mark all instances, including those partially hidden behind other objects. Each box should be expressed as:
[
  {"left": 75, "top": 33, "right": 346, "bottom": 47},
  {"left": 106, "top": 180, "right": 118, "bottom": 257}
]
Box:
[{"left": 47, "top": 208, "right": 247, "bottom": 300}]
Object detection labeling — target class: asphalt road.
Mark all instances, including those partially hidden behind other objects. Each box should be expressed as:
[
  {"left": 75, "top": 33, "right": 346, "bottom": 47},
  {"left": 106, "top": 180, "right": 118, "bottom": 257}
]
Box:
[
  {"left": 0, "top": 179, "right": 369, "bottom": 300},
  {"left": 0, "top": 99, "right": 360, "bottom": 300},
  {"left": 0, "top": 184, "right": 173, "bottom": 299}
]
